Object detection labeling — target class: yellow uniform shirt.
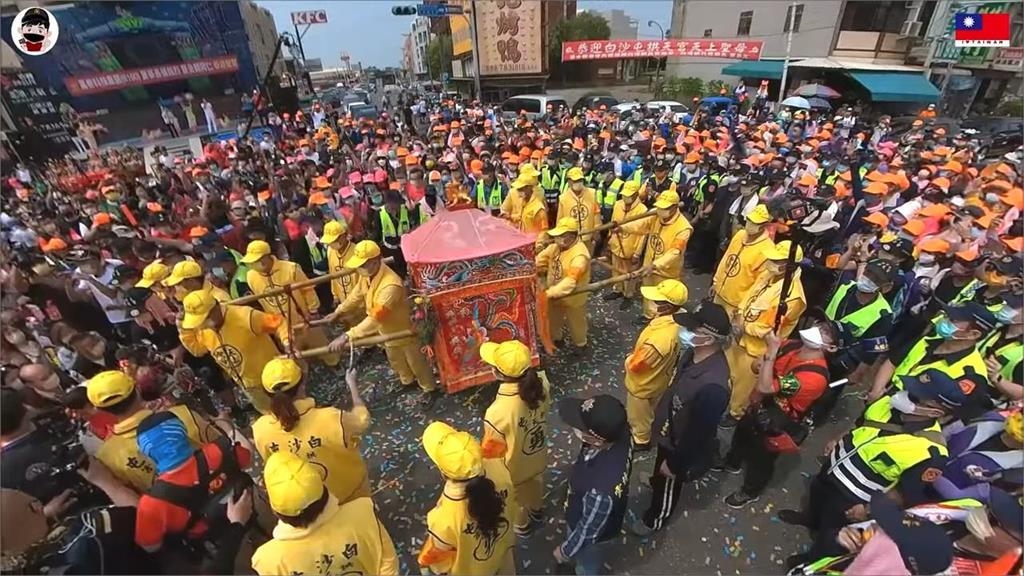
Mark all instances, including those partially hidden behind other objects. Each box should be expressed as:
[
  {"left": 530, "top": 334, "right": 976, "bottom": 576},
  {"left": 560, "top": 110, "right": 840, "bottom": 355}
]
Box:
[
  {"left": 607, "top": 200, "right": 650, "bottom": 260},
  {"left": 481, "top": 374, "right": 551, "bottom": 485},
  {"left": 205, "top": 279, "right": 231, "bottom": 303},
  {"left": 624, "top": 315, "right": 681, "bottom": 398},
  {"left": 179, "top": 304, "right": 286, "bottom": 403},
  {"left": 252, "top": 495, "right": 399, "bottom": 576},
  {"left": 556, "top": 188, "right": 601, "bottom": 240},
  {"left": 326, "top": 241, "right": 360, "bottom": 305},
  {"left": 252, "top": 398, "right": 371, "bottom": 504},
  {"left": 247, "top": 258, "right": 319, "bottom": 322},
  {"left": 537, "top": 241, "right": 591, "bottom": 308},
  {"left": 736, "top": 269, "right": 807, "bottom": 356},
  {"left": 519, "top": 196, "right": 548, "bottom": 236},
  {"left": 96, "top": 405, "right": 219, "bottom": 492},
  {"left": 337, "top": 264, "right": 414, "bottom": 343},
  {"left": 712, "top": 230, "right": 776, "bottom": 308},
  {"left": 643, "top": 213, "right": 693, "bottom": 279},
  {"left": 500, "top": 189, "right": 523, "bottom": 222}
]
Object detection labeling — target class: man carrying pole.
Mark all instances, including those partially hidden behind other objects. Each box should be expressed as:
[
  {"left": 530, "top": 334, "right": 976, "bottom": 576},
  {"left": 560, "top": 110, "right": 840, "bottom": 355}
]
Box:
[
  {"left": 537, "top": 218, "right": 592, "bottom": 355},
  {"left": 604, "top": 181, "right": 650, "bottom": 309},
  {"left": 640, "top": 190, "right": 693, "bottom": 320}
]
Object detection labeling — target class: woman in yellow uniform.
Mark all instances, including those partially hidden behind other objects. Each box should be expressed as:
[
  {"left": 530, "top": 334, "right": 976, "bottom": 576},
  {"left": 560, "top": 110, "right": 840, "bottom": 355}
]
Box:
[
  {"left": 253, "top": 358, "right": 371, "bottom": 504},
  {"left": 418, "top": 421, "right": 516, "bottom": 576},
  {"left": 479, "top": 339, "right": 551, "bottom": 536},
  {"left": 252, "top": 451, "right": 399, "bottom": 576},
  {"left": 605, "top": 180, "right": 649, "bottom": 305},
  {"left": 320, "top": 220, "right": 364, "bottom": 326}
]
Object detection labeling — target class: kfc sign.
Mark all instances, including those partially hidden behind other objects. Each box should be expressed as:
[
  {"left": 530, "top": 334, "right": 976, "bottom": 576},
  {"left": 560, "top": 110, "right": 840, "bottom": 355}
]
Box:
[
  {"left": 291, "top": 10, "right": 328, "bottom": 25},
  {"left": 561, "top": 39, "right": 764, "bottom": 62}
]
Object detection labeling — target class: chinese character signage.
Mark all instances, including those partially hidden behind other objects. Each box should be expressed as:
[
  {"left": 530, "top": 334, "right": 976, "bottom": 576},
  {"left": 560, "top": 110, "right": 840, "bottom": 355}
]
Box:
[
  {"left": 0, "top": 70, "right": 73, "bottom": 150},
  {"left": 561, "top": 38, "right": 765, "bottom": 62},
  {"left": 64, "top": 55, "right": 239, "bottom": 97},
  {"left": 476, "top": 0, "right": 542, "bottom": 76}
]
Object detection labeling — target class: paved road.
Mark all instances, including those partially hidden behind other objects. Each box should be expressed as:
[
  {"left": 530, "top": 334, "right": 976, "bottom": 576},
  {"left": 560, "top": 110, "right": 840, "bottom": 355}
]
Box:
[{"left": 304, "top": 261, "right": 858, "bottom": 575}]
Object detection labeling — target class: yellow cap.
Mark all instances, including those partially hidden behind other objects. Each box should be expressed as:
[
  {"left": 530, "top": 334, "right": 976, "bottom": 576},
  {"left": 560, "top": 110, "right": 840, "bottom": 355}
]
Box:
[
  {"left": 1005, "top": 411, "right": 1023, "bottom": 444},
  {"left": 86, "top": 370, "right": 136, "bottom": 408},
  {"left": 547, "top": 217, "right": 580, "bottom": 237},
  {"left": 566, "top": 167, "right": 586, "bottom": 182},
  {"left": 519, "top": 163, "right": 539, "bottom": 177},
  {"left": 264, "top": 451, "right": 326, "bottom": 516},
  {"left": 320, "top": 220, "right": 347, "bottom": 245},
  {"left": 181, "top": 289, "right": 218, "bottom": 330},
  {"left": 746, "top": 204, "right": 771, "bottom": 225},
  {"left": 261, "top": 358, "right": 303, "bottom": 393},
  {"left": 479, "top": 340, "right": 531, "bottom": 378},
  {"left": 513, "top": 172, "right": 539, "bottom": 189},
  {"left": 639, "top": 279, "right": 688, "bottom": 306},
  {"left": 163, "top": 260, "right": 203, "bottom": 287},
  {"left": 620, "top": 181, "right": 641, "bottom": 197},
  {"left": 423, "top": 421, "right": 483, "bottom": 481},
  {"left": 134, "top": 260, "right": 169, "bottom": 288},
  {"left": 765, "top": 240, "right": 804, "bottom": 261},
  {"left": 653, "top": 189, "right": 681, "bottom": 209},
  {"left": 240, "top": 240, "right": 273, "bottom": 264},
  {"left": 343, "top": 240, "right": 382, "bottom": 268}
]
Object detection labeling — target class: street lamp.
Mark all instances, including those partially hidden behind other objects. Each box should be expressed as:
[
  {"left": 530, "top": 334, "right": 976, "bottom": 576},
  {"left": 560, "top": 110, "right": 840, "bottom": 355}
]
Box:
[{"left": 648, "top": 21, "right": 666, "bottom": 91}]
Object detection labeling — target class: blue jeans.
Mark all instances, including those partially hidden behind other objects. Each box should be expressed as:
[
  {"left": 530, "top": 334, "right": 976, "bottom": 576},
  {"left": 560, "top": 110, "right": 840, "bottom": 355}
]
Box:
[{"left": 573, "top": 540, "right": 609, "bottom": 576}]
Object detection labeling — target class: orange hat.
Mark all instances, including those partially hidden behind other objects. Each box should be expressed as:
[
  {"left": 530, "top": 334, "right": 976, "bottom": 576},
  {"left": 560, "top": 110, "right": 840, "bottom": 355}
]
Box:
[
  {"left": 940, "top": 160, "right": 963, "bottom": 173},
  {"left": 653, "top": 137, "right": 666, "bottom": 147},
  {"left": 146, "top": 202, "right": 163, "bottom": 213},
  {"left": 929, "top": 177, "right": 951, "bottom": 191},
  {"left": 91, "top": 212, "right": 112, "bottom": 229},
  {"left": 450, "top": 120, "right": 460, "bottom": 129},
  {"left": 428, "top": 170, "right": 442, "bottom": 182},
  {"left": 308, "top": 192, "right": 330, "bottom": 206},
  {"left": 507, "top": 155, "right": 520, "bottom": 165},
  {"left": 976, "top": 212, "right": 997, "bottom": 229},
  {"left": 396, "top": 147, "right": 409, "bottom": 158},
  {"left": 865, "top": 170, "right": 887, "bottom": 182},
  {"left": 530, "top": 150, "right": 543, "bottom": 160},
  {"left": 519, "top": 146, "right": 532, "bottom": 157},
  {"left": 1002, "top": 237, "right": 1024, "bottom": 253},
  {"left": 599, "top": 130, "right": 611, "bottom": 139},
  {"left": 797, "top": 172, "right": 817, "bottom": 187},
  {"left": 918, "top": 237, "right": 951, "bottom": 254},
  {"left": 684, "top": 152, "right": 700, "bottom": 163},
  {"left": 984, "top": 179, "right": 1013, "bottom": 192},
  {"left": 313, "top": 176, "right": 330, "bottom": 189},
  {"left": 833, "top": 181, "right": 850, "bottom": 199},
  {"left": 188, "top": 226, "right": 209, "bottom": 238},
  {"left": 433, "top": 124, "right": 448, "bottom": 132},
  {"left": 893, "top": 172, "right": 911, "bottom": 191},
  {"left": 838, "top": 170, "right": 852, "bottom": 181},
  {"left": 919, "top": 203, "right": 951, "bottom": 218},
  {"left": 388, "top": 181, "right": 400, "bottom": 191},
  {"left": 912, "top": 119, "right": 924, "bottom": 127},
  {"left": 902, "top": 219, "right": 927, "bottom": 236},
  {"left": 258, "top": 190, "right": 271, "bottom": 201},
  {"left": 817, "top": 130, "right": 832, "bottom": 140},
  {"left": 405, "top": 155, "right": 419, "bottom": 166},
  {"left": 995, "top": 163, "right": 1015, "bottom": 177},
  {"left": 470, "top": 159, "right": 484, "bottom": 172},
  {"left": 1002, "top": 187, "right": 1024, "bottom": 210},
  {"left": 42, "top": 238, "right": 68, "bottom": 253},
  {"left": 862, "top": 212, "right": 890, "bottom": 228},
  {"left": 955, "top": 247, "right": 980, "bottom": 262},
  {"left": 863, "top": 181, "right": 889, "bottom": 195},
  {"left": 703, "top": 139, "right": 718, "bottom": 152}
]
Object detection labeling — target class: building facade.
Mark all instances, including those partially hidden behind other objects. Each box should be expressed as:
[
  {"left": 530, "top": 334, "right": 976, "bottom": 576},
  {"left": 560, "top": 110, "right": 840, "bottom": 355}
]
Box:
[
  {"left": 411, "top": 16, "right": 433, "bottom": 80},
  {"left": 600, "top": 8, "right": 638, "bottom": 40},
  {"left": 239, "top": 0, "right": 284, "bottom": 79},
  {"left": 402, "top": 33, "right": 415, "bottom": 79}
]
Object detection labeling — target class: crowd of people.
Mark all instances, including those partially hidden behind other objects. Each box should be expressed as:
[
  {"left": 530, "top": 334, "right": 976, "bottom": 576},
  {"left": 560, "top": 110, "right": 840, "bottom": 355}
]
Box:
[{"left": 0, "top": 80, "right": 1021, "bottom": 576}]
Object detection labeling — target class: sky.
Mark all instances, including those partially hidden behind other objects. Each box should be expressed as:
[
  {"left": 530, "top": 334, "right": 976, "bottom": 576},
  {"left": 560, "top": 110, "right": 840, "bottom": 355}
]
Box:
[{"left": 257, "top": 1, "right": 673, "bottom": 69}]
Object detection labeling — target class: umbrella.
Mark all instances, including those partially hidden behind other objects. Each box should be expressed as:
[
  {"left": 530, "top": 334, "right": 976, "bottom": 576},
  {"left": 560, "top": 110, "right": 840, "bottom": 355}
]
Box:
[
  {"left": 793, "top": 83, "right": 841, "bottom": 99},
  {"left": 781, "top": 96, "right": 811, "bottom": 109},
  {"left": 807, "top": 97, "right": 832, "bottom": 110}
]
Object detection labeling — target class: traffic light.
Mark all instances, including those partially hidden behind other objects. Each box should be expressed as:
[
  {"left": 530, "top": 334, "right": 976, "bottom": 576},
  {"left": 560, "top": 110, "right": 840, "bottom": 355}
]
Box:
[{"left": 391, "top": 6, "right": 416, "bottom": 15}]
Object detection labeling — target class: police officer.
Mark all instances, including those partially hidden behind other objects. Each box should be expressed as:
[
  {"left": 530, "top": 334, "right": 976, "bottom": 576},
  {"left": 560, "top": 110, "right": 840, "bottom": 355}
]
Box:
[
  {"left": 475, "top": 164, "right": 508, "bottom": 216},
  {"left": 592, "top": 161, "right": 625, "bottom": 256},
  {"left": 935, "top": 409, "right": 1022, "bottom": 501},
  {"left": 541, "top": 152, "right": 566, "bottom": 229},
  {"left": 639, "top": 159, "right": 676, "bottom": 208},
  {"left": 983, "top": 293, "right": 1023, "bottom": 401}
]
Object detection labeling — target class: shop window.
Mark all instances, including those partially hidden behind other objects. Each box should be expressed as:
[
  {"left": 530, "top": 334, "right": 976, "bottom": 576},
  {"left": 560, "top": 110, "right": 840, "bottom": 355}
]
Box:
[
  {"left": 784, "top": 4, "right": 803, "bottom": 33},
  {"left": 737, "top": 11, "right": 753, "bottom": 36}
]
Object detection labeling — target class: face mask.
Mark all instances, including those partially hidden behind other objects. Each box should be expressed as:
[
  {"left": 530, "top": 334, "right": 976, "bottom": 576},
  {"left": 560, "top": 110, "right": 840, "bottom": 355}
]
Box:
[
  {"left": 836, "top": 164, "right": 849, "bottom": 173},
  {"left": 357, "top": 267, "right": 371, "bottom": 277},
  {"left": 918, "top": 253, "right": 936, "bottom": 265},
  {"left": 995, "top": 305, "right": 1017, "bottom": 325},
  {"left": 745, "top": 223, "right": 762, "bottom": 236},
  {"left": 632, "top": 156, "right": 643, "bottom": 164},
  {"left": 856, "top": 276, "right": 879, "bottom": 294},
  {"left": 657, "top": 208, "right": 674, "bottom": 220},
  {"left": 798, "top": 327, "right": 825, "bottom": 349},
  {"left": 678, "top": 328, "right": 696, "bottom": 348},
  {"left": 985, "top": 192, "right": 1000, "bottom": 205},
  {"left": 211, "top": 267, "right": 227, "bottom": 280},
  {"left": 935, "top": 317, "right": 959, "bottom": 339},
  {"left": 889, "top": 391, "right": 918, "bottom": 415}
]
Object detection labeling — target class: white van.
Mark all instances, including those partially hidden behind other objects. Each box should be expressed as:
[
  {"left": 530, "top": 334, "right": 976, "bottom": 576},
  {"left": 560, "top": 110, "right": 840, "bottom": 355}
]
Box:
[{"left": 499, "top": 94, "right": 569, "bottom": 120}]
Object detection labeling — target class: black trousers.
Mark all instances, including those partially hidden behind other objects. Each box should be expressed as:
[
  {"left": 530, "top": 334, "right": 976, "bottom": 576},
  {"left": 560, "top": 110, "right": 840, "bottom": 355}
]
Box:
[
  {"left": 804, "top": 469, "right": 862, "bottom": 559},
  {"left": 640, "top": 445, "right": 685, "bottom": 530},
  {"left": 724, "top": 412, "right": 779, "bottom": 496}
]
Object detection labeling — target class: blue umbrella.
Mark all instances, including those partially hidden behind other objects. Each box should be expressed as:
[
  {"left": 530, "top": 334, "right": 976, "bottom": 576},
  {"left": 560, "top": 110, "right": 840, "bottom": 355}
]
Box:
[
  {"left": 807, "top": 97, "right": 832, "bottom": 110},
  {"left": 794, "top": 83, "right": 841, "bottom": 99},
  {"left": 781, "top": 96, "right": 811, "bottom": 109}
]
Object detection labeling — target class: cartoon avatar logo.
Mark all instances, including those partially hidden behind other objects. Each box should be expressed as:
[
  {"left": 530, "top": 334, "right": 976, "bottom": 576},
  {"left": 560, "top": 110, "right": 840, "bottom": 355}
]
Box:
[{"left": 11, "top": 7, "right": 59, "bottom": 56}]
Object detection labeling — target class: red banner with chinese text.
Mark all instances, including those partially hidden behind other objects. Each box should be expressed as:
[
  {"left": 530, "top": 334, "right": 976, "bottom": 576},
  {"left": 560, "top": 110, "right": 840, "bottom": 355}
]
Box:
[
  {"left": 64, "top": 56, "right": 240, "bottom": 97},
  {"left": 561, "top": 39, "right": 764, "bottom": 62}
]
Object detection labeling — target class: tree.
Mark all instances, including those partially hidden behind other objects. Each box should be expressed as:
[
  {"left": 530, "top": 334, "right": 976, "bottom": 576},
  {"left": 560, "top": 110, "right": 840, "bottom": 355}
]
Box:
[
  {"left": 426, "top": 34, "right": 453, "bottom": 82},
  {"left": 549, "top": 12, "right": 611, "bottom": 82}
]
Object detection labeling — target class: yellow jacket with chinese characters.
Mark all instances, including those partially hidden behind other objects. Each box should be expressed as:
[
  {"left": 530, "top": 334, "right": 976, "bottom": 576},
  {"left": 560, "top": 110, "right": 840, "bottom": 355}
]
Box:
[
  {"left": 337, "top": 263, "right": 415, "bottom": 345},
  {"left": 624, "top": 315, "right": 681, "bottom": 399},
  {"left": 642, "top": 212, "right": 693, "bottom": 279},
  {"left": 537, "top": 240, "right": 591, "bottom": 308},
  {"left": 607, "top": 199, "right": 650, "bottom": 260},
  {"left": 481, "top": 374, "right": 551, "bottom": 485},
  {"left": 713, "top": 230, "right": 775, "bottom": 308},
  {"left": 736, "top": 269, "right": 807, "bottom": 356},
  {"left": 246, "top": 258, "right": 319, "bottom": 322}
]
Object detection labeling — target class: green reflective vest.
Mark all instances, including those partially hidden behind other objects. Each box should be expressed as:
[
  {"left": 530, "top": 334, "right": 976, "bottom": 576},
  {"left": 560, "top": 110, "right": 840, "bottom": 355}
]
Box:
[
  {"left": 595, "top": 178, "right": 625, "bottom": 208},
  {"left": 891, "top": 335, "right": 989, "bottom": 390},
  {"left": 475, "top": 180, "right": 504, "bottom": 210},
  {"left": 694, "top": 173, "right": 720, "bottom": 204},
  {"left": 827, "top": 395, "right": 948, "bottom": 502},
  {"left": 379, "top": 206, "right": 421, "bottom": 239},
  {"left": 825, "top": 282, "right": 892, "bottom": 338},
  {"left": 816, "top": 168, "right": 839, "bottom": 187},
  {"left": 227, "top": 248, "right": 249, "bottom": 300},
  {"left": 981, "top": 330, "right": 1024, "bottom": 383}
]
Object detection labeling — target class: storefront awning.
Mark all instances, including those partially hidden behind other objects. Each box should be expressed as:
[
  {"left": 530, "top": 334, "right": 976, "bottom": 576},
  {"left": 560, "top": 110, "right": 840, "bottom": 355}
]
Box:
[
  {"left": 847, "top": 71, "right": 940, "bottom": 103},
  {"left": 721, "top": 60, "right": 786, "bottom": 80}
]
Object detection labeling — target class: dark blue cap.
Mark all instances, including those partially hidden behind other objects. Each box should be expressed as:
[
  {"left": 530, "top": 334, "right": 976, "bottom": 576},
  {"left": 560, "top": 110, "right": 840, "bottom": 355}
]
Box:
[
  {"left": 870, "top": 493, "right": 954, "bottom": 574},
  {"left": 899, "top": 368, "right": 982, "bottom": 409},
  {"left": 945, "top": 301, "right": 999, "bottom": 332}
]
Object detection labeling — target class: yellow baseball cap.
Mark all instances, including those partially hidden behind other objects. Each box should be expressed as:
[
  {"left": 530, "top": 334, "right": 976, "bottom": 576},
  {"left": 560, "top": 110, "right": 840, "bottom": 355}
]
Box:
[
  {"left": 639, "top": 279, "right": 688, "bottom": 306},
  {"left": 423, "top": 421, "right": 484, "bottom": 481},
  {"left": 240, "top": 240, "right": 273, "bottom": 264},
  {"left": 746, "top": 204, "right": 771, "bottom": 225},
  {"left": 86, "top": 370, "right": 136, "bottom": 408},
  {"left": 620, "top": 181, "right": 641, "bottom": 197},
  {"left": 261, "top": 358, "right": 303, "bottom": 393},
  {"left": 479, "top": 340, "right": 531, "bottom": 378},
  {"left": 547, "top": 217, "right": 580, "bottom": 237},
  {"left": 765, "top": 240, "right": 804, "bottom": 261},
  {"left": 519, "top": 163, "right": 539, "bottom": 178},
  {"left": 653, "top": 189, "right": 681, "bottom": 209},
  {"left": 320, "top": 220, "right": 347, "bottom": 245},
  {"left": 566, "top": 167, "right": 585, "bottom": 182},
  {"left": 181, "top": 289, "right": 218, "bottom": 330},
  {"left": 264, "top": 451, "right": 326, "bottom": 516},
  {"left": 163, "top": 260, "right": 203, "bottom": 287},
  {"left": 513, "top": 173, "right": 539, "bottom": 188},
  {"left": 344, "top": 240, "right": 382, "bottom": 268},
  {"left": 134, "top": 260, "right": 169, "bottom": 288}
]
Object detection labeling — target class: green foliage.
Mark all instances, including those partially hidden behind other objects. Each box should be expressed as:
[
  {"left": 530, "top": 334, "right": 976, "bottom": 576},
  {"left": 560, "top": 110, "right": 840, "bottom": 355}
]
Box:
[
  {"left": 658, "top": 77, "right": 704, "bottom": 102},
  {"left": 704, "top": 79, "right": 728, "bottom": 97},
  {"left": 426, "top": 34, "right": 453, "bottom": 81},
  {"left": 549, "top": 12, "right": 611, "bottom": 81},
  {"left": 996, "top": 97, "right": 1023, "bottom": 118}
]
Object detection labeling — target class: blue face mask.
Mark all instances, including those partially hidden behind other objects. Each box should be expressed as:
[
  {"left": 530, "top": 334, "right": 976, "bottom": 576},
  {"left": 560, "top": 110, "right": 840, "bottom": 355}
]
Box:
[
  {"left": 632, "top": 156, "right": 643, "bottom": 165},
  {"left": 935, "top": 317, "right": 959, "bottom": 340},
  {"left": 678, "top": 328, "right": 696, "bottom": 348},
  {"left": 856, "top": 276, "right": 879, "bottom": 294},
  {"left": 995, "top": 305, "right": 1017, "bottom": 325},
  {"left": 837, "top": 164, "right": 849, "bottom": 173},
  {"left": 970, "top": 227, "right": 983, "bottom": 239}
]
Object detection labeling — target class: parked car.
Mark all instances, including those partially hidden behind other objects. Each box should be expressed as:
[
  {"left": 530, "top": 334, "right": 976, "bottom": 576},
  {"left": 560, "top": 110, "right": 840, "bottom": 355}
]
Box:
[
  {"left": 571, "top": 93, "right": 620, "bottom": 114},
  {"left": 348, "top": 103, "right": 379, "bottom": 121},
  {"left": 960, "top": 117, "right": 1023, "bottom": 160},
  {"left": 888, "top": 115, "right": 961, "bottom": 141},
  {"left": 644, "top": 100, "right": 690, "bottom": 122},
  {"left": 499, "top": 94, "right": 570, "bottom": 120},
  {"left": 697, "top": 96, "right": 738, "bottom": 117}
]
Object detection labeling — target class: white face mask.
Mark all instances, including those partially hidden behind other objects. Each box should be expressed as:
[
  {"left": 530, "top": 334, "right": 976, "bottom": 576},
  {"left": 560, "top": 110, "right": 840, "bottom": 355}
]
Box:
[
  {"left": 889, "top": 391, "right": 918, "bottom": 415},
  {"left": 798, "top": 327, "right": 825, "bottom": 349},
  {"left": 918, "top": 253, "right": 936, "bottom": 265}
]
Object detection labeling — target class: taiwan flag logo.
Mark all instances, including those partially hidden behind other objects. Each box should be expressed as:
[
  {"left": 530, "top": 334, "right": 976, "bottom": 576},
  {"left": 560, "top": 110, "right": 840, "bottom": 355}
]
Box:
[{"left": 954, "top": 12, "right": 1011, "bottom": 47}]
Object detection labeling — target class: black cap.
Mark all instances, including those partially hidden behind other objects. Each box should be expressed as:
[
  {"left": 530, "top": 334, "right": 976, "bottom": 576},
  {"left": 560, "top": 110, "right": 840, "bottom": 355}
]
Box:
[
  {"left": 654, "top": 158, "right": 669, "bottom": 171},
  {"left": 864, "top": 258, "right": 897, "bottom": 284},
  {"left": 945, "top": 302, "right": 999, "bottom": 332},
  {"left": 123, "top": 287, "right": 151, "bottom": 318},
  {"left": 673, "top": 300, "right": 731, "bottom": 338},
  {"left": 880, "top": 237, "right": 914, "bottom": 258},
  {"left": 110, "top": 264, "right": 137, "bottom": 287},
  {"left": 558, "top": 394, "right": 627, "bottom": 443},
  {"left": 21, "top": 7, "right": 49, "bottom": 27},
  {"left": 993, "top": 254, "right": 1024, "bottom": 276},
  {"left": 870, "top": 493, "right": 954, "bottom": 575},
  {"left": 989, "top": 487, "right": 1024, "bottom": 540}
]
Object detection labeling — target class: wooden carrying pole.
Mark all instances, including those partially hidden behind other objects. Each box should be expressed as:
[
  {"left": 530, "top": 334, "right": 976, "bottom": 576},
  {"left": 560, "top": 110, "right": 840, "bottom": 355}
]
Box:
[
  {"left": 550, "top": 268, "right": 648, "bottom": 301},
  {"left": 285, "top": 329, "right": 416, "bottom": 360},
  {"left": 579, "top": 208, "right": 657, "bottom": 236},
  {"left": 229, "top": 256, "right": 395, "bottom": 306}
]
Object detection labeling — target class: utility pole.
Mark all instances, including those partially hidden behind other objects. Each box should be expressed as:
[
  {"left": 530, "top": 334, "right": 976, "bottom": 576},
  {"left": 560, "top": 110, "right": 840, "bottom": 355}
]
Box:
[
  {"left": 292, "top": 21, "right": 316, "bottom": 94},
  {"left": 648, "top": 20, "right": 666, "bottom": 92},
  {"left": 777, "top": 1, "right": 797, "bottom": 106},
  {"left": 469, "top": 0, "right": 482, "bottom": 100}
]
